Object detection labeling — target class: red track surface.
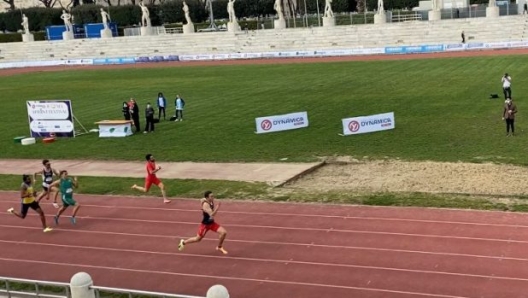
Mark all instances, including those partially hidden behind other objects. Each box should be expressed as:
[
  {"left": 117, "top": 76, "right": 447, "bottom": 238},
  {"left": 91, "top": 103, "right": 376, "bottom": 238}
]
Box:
[{"left": 2, "top": 192, "right": 528, "bottom": 297}]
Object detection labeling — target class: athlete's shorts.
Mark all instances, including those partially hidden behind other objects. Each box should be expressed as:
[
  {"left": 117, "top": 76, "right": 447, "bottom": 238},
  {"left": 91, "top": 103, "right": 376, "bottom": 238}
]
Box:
[
  {"left": 145, "top": 177, "right": 161, "bottom": 192},
  {"left": 42, "top": 183, "right": 50, "bottom": 192},
  {"left": 62, "top": 195, "right": 77, "bottom": 207},
  {"left": 198, "top": 222, "right": 221, "bottom": 238},
  {"left": 21, "top": 201, "right": 40, "bottom": 217}
]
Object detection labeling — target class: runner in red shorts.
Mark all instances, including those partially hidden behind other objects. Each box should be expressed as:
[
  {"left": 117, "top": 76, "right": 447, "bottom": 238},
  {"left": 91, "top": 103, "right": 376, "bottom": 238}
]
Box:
[
  {"left": 131, "top": 154, "right": 170, "bottom": 204},
  {"left": 178, "top": 190, "right": 228, "bottom": 254}
]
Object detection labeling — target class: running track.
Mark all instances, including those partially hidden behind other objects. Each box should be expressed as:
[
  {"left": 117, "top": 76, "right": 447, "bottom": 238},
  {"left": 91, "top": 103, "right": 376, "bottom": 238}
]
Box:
[{"left": 2, "top": 192, "right": 528, "bottom": 298}]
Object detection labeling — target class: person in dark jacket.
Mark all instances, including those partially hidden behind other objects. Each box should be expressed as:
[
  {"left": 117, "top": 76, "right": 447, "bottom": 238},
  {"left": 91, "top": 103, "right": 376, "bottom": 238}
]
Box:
[
  {"left": 122, "top": 102, "right": 131, "bottom": 120},
  {"left": 129, "top": 99, "right": 140, "bottom": 133},
  {"left": 157, "top": 92, "right": 167, "bottom": 121},
  {"left": 144, "top": 102, "right": 155, "bottom": 133}
]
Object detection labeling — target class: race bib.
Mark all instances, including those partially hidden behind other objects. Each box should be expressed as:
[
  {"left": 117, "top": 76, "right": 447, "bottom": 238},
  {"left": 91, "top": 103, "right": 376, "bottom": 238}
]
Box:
[
  {"left": 45, "top": 177, "right": 53, "bottom": 183},
  {"left": 66, "top": 188, "right": 73, "bottom": 194}
]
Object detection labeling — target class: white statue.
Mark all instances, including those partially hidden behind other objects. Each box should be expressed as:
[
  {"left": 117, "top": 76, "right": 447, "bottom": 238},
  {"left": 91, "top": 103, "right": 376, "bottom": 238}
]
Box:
[
  {"left": 139, "top": 2, "right": 151, "bottom": 27},
  {"left": 377, "top": 0, "right": 384, "bottom": 13},
  {"left": 274, "top": 0, "right": 284, "bottom": 20},
  {"left": 183, "top": 1, "right": 192, "bottom": 24},
  {"left": 324, "top": 0, "right": 334, "bottom": 17},
  {"left": 489, "top": 0, "right": 497, "bottom": 7},
  {"left": 100, "top": 8, "right": 111, "bottom": 30},
  {"left": 431, "top": 0, "right": 439, "bottom": 10},
  {"left": 227, "top": 0, "right": 236, "bottom": 23},
  {"left": 61, "top": 10, "right": 73, "bottom": 32},
  {"left": 21, "top": 14, "right": 29, "bottom": 35}
]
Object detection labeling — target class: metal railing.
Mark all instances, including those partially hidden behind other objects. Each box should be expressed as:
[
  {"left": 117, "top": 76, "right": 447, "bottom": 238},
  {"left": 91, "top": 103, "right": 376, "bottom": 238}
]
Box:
[
  {"left": 0, "top": 277, "right": 205, "bottom": 298},
  {"left": 0, "top": 277, "right": 70, "bottom": 298}
]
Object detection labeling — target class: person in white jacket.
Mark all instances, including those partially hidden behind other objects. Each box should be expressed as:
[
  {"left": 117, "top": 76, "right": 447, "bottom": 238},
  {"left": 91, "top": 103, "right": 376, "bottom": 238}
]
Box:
[
  {"left": 174, "top": 95, "right": 185, "bottom": 122},
  {"left": 502, "top": 73, "right": 512, "bottom": 100}
]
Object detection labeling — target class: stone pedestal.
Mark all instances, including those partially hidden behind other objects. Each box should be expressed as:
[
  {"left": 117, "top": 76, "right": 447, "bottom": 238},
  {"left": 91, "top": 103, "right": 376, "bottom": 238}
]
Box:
[
  {"left": 183, "top": 23, "right": 195, "bottom": 34},
  {"left": 227, "top": 21, "right": 240, "bottom": 32},
  {"left": 140, "top": 26, "right": 153, "bottom": 36},
  {"left": 486, "top": 6, "right": 499, "bottom": 18},
  {"left": 273, "top": 19, "right": 286, "bottom": 29},
  {"left": 100, "top": 28, "right": 113, "bottom": 39},
  {"left": 22, "top": 33, "right": 34, "bottom": 42},
  {"left": 62, "top": 30, "right": 74, "bottom": 40},
  {"left": 374, "top": 13, "right": 387, "bottom": 24},
  {"left": 428, "top": 10, "right": 441, "bottom": 21},
  {"left": 322, "top": 16, "right": 336, "bottom": 27}
]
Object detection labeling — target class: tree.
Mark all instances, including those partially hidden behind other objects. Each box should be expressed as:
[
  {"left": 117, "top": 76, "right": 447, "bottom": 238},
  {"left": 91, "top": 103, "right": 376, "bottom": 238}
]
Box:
[
  {"left": 38, "top": 0, "right": 58, "bottom": 8},
  {"left": 3, "top": 0, "right": 14, "bottom": 10}
]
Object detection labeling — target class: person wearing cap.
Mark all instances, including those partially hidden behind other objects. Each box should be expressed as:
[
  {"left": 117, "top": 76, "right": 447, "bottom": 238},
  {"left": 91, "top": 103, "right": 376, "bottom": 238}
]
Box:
[
  {"left": 7, "top": 175, "right": 53, "bottom": 233},
  {"left": 502, "top": 73, "right": 512, "bottom": 100},
  {"left": 502, "top": 98, "right": 518, "bottom": 136}
]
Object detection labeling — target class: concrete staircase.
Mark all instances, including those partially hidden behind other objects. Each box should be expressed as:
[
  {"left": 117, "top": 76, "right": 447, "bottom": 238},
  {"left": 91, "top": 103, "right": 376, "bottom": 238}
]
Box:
[{"left": 0, "top": 15, "right": 526, "bottom": 63}]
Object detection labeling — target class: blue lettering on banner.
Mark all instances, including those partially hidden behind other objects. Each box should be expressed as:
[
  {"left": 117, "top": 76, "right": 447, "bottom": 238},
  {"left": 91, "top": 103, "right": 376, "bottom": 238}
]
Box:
[
  {"left": 92, "top": 58, "right": 136, "bottom": 65},
  {"left": 272, "top": 117, "right": 304, "bottom": 126},
  {"left": 467, "top": 43, "right": 484, "bottom": 49},
  {"left": 385, "top": 44, "right": 444, "bottom": 54},
  {"left": 445, "top": 43, "right": 464, "bottom": 50},
  {"left": 361, "top": 118, "right": 392, "bottom": 127}
]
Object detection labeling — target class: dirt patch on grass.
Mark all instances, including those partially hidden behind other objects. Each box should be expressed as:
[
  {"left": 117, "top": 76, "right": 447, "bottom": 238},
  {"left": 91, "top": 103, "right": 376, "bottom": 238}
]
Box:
[{"left": 287, "top": 158, "right": 528, "bottom": 196}]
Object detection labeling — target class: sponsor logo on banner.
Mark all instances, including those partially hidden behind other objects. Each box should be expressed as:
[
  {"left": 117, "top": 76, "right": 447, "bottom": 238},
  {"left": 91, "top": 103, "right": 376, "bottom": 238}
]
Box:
[
  {"left": 467, "top": 43, "right": 484, "bottom": 49},
  {"left": 255, "top": 111, "right": 309, "bottom": 134},
  {"left": 341, "top": 112, "right": 395, "bottom": 135},
  {"left": 445, "top": 43, "right": 465, "bottom": 51},
  {"left": 27, "top": 100, "right": 75, "bottom": 138}
]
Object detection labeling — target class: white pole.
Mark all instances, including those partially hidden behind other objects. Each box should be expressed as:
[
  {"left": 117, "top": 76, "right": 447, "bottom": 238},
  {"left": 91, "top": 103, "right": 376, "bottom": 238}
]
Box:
[{"left": 70, "top": 272, "right": 95, "bottom": 298}]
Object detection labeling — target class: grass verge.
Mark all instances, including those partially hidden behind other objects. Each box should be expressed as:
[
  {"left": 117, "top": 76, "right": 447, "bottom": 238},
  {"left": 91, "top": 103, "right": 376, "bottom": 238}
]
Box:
[{"left": 0, "top": 174, "right": 525, "bottom": 212}]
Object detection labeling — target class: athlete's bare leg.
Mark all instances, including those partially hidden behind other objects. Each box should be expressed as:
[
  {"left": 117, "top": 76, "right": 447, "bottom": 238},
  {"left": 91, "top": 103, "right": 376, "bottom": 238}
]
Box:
[
  {"left": 216, "top": 227, "right": 228, "bottom": 254},
  {"left": 158, "top": 183, "right": 170, "bottom": 203},
  {"left": 72, "top": 204, "right": 81, "bottom": 218},
  {"left": 178, "top": 235, "right": 202, "bottom": 251},
  {"left": 131, "top": 184, "right": 147, "bottom": 192}
]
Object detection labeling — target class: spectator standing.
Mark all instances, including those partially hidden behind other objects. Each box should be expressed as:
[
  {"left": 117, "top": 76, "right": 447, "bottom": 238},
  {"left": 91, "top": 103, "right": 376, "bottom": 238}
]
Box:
[
  {"left": 524, "top": 2, "right": 527, "bottom": 15},
  {"left": 502, "top": 73, "right": 512, "bottom": 100},
  {"left": 122, "top": 102, "right": 131, "bottom": 120},
  {"left": 157, "top": 92, "right": 167, "bottom": 121},
  {"left": 174, "top": 94, "right": 186, "bottom": 122},
  {"left": 461, "top": 31, "right": 465, "bottom": 43},
  {"left": 145, "top": 103, "right": 155, "bottom": 133},
  {"left": 129, "top": 99, "right": 141, "bottom": 133},
  {"left": 502, "top": 98, "right": 517, "bottom": 136}
]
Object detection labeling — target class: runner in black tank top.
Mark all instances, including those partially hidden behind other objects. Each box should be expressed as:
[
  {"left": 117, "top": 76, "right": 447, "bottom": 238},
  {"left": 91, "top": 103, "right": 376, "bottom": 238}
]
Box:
[
  {"left": 178, "top": 191, "right": 229, "bottom": 254},
  {"left": 34, "top": 159, "right": 60, "bottom": 208},
  {"left": 202, "top": 200, "right": 215, "bottom": 224}
]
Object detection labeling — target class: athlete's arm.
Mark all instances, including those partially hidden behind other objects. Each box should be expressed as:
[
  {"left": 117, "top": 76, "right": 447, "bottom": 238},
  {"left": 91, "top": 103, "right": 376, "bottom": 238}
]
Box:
[
  {"left": 33, "top": 170, "right": 42, "bottom": 183},
  {"left": 72, "top": 177, "right": 79, "bottom": 188},
  {"left": 203, "top": 201, "right": 220, "bottom": 217},
  {"left": 53, "top": 168, "right": 60, "bottom": 177},
  {"left": 20, "top": 185, "right": 28, "bottom": 198},
  {"left": 49, "top": 180, "right": 60, "bottom": 188}
]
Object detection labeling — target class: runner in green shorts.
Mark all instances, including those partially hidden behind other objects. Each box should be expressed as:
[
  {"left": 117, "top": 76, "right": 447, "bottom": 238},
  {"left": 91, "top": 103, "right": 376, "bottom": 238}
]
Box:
[{"left": 49, "top": 170, "right": 80, "bottom": 225}]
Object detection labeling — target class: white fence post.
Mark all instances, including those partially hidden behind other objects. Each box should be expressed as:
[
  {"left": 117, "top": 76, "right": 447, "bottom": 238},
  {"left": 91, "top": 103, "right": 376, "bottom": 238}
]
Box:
[
  {"left": 70, "top": 272, "right": 96, "bottom": 298},
  {"left": 206, "top": 285, "right": 230, "bottom": 298}
]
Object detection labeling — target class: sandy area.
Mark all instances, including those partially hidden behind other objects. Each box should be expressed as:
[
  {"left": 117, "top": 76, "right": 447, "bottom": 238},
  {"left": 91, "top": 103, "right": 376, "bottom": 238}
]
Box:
[{"left": 288, "top": 158, "right": 528, "bottom": 196}]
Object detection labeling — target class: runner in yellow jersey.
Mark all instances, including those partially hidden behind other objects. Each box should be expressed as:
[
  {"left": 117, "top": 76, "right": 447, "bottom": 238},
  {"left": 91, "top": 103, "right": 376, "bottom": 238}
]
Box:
[{"left": 7, "top": 175, "right": 53, "bottom": 233}]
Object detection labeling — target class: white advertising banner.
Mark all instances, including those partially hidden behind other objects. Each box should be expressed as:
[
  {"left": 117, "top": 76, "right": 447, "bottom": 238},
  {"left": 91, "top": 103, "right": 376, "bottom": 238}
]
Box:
[
  {"left": 26, "top": 100, "right": 75, "bottom": 138},
  {"left": 98, "top": 123, "right": 133, "bottom": 137},
  {"left": 255, "top": 111, "right": 309, "bottom": 134},
  {"left": 342, "top": 112, "right": 395, "bottom": 135}
]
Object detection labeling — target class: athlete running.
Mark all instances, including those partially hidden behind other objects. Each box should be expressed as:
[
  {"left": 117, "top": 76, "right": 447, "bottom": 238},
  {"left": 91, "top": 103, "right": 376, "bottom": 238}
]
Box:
[
  {"left": 178, "top": 191, "right": 228, "bottom": 254},
  {"left": 7, "top": 175, "right": 53, "bottom": 233},
  {"left": 34, "top": 159, "right": 60, "bottom": 208},
  {"left": 131, "top": 154, "right": 170, "bottom": 204},
  {"left": 49, "top": 170, "right": 81, "bottom": 225}
]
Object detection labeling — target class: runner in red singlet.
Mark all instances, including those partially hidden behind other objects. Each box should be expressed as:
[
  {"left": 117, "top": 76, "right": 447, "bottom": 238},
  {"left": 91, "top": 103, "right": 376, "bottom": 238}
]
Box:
[
  {"left": 131, "top": 154, "right": 170, "bottom": 204},
  {"left": 178, "top": 190, "right": 228, "bottom": 254}
]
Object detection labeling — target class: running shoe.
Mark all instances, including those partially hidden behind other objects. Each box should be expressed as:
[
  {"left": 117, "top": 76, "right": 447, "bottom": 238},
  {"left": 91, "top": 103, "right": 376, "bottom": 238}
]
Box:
[
  {"left": 7, "top": 208, "right": 14, "bottom": 214},
  {"left": 164, "top": 199, "right": 171, "bottom": 204},
  {"left": 43, "top": 227, "right": 53, "bottom": 233},
  {"left": 52, "top": 203, "right": 59, "bottom": 208},
  {"left": 54, "top": 216, "right": 59, "bottom": 225},
  {"left": 216, "top": 246, "right": 228, "bottom": 255},
  {"left": 178, "top": 239, "right": 185, "bottom": 251},
  {"left": 70, "top": 217, "right": 76, "bottom": 225}
]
